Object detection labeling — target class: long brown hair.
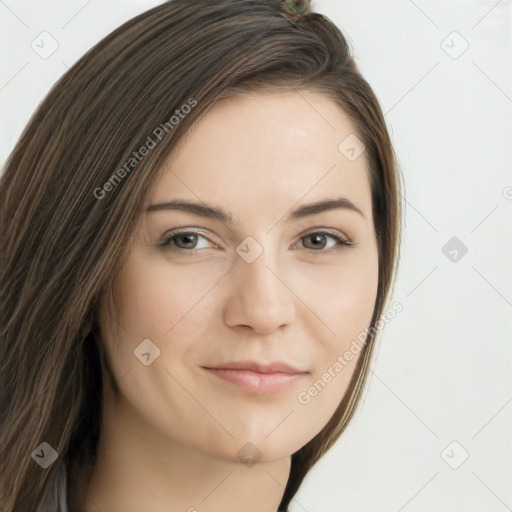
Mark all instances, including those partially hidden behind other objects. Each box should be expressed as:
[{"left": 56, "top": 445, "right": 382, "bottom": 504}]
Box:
[{"left": 0, "top": 1, "right": 402, "bottom": 510}]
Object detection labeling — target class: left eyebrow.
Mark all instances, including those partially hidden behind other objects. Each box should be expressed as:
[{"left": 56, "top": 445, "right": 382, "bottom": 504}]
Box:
[
  {"left": 145, "top": 196, "right": 366, "bottom": 223},
  {"left": 283, "top": 197, "right": 366, "bottom": 221}
]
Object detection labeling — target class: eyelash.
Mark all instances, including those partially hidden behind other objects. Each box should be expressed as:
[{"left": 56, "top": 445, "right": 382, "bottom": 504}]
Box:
[{"left": 158, "top": 228, "right": 354, "bottom": 253}]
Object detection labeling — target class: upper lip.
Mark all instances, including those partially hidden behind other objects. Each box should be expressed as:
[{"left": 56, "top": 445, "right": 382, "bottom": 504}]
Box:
[{"left": 203, "top": 361, "right": 307, "bottom": 374}]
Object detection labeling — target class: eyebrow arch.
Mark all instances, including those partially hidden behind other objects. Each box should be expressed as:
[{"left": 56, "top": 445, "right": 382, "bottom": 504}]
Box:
[{"left": 146, "top": 196, "right": 365, "bottom": 223}]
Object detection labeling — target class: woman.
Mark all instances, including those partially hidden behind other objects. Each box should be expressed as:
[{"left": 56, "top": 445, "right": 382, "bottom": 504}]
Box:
[{"left": 0, "top": 0, "right": 402, "bottom": 510}]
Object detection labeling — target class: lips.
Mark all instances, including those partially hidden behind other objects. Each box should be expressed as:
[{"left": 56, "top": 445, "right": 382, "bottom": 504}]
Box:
[
  {"left": 202, "top": 361, "right": 308, "bottom": 394},
  {"left": 206, "top": 360, "right": 304, "bottom": 374}
]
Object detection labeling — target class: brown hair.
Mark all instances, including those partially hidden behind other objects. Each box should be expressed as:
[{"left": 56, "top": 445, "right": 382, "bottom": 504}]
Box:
[{"left": 0, "top": 1, "right": 402, "bottom": 510}]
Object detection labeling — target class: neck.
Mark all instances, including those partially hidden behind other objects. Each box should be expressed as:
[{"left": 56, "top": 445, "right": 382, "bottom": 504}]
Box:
[{"left": 70, "top": 389, "right": 290, "bottom": 512}]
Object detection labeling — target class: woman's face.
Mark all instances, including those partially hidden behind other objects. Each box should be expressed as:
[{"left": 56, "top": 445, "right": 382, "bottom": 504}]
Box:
[{"left": 98, "top": 89, "right": 379, "bottom": 464}]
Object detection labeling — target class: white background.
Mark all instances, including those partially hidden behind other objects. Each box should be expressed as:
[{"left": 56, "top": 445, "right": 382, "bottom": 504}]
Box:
[{"left": 1, "top": 1, "right": 511, "bottom": 511}]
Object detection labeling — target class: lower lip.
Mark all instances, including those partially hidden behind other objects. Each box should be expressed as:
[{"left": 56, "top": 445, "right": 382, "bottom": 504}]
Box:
[{"left": 205, "top": 368, "right": 306, "bottom": 394}]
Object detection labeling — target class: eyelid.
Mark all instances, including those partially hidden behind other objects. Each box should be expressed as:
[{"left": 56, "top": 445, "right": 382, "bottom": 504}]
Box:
[
  {"left": 158, "top": 227, "right": 216, "bottom": 247},
  {"left": 300, "top": 227, "right": 352, "bottom": 244}
]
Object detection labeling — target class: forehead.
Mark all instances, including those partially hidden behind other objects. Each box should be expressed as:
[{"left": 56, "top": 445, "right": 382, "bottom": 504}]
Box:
[{"left": 151, "top": 90, "right": 372, "bottom": 221}]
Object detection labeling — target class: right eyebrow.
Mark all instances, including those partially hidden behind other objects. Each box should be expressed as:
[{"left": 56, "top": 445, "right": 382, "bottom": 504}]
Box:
[{"left": 146, "top": 200, "right": 233, "bottom": 223}]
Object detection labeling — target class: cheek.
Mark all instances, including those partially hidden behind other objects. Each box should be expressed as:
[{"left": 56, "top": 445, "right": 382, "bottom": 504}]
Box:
[
  {"left": 292, "top": 248, "right": 379, "bottom": 353},
  {"left": 98, "top": 251, "right": 224, "bottom": 378},
  {"left": 106, "top": 251, "right": 215, "bottom": 336},
  {"left": 332, "top": 265, "right": 379, "bottom": 346},
  {"left": 287, "top": 264, "right": 378, "bottom": 450}
]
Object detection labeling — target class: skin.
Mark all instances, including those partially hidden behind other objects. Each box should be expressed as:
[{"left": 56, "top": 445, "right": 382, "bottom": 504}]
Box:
[{"left": 72, "top": 90, "right": 379, "bottom": 512}]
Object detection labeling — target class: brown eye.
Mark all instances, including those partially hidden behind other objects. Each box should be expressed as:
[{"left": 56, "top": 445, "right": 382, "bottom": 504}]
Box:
[
  {"left": 301, "top": 231, "right": 353, "bottom": 252},
  {"left": 173, "top": 233, "right": 199, "bottom": 249},
  {"left": 160, "top": 230, "right": 212, "bottom": 251}
]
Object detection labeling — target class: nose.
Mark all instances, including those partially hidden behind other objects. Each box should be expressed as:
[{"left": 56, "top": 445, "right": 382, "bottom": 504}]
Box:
[{"left": 223, "top": 247, "right": 296, "bottom": 335}]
